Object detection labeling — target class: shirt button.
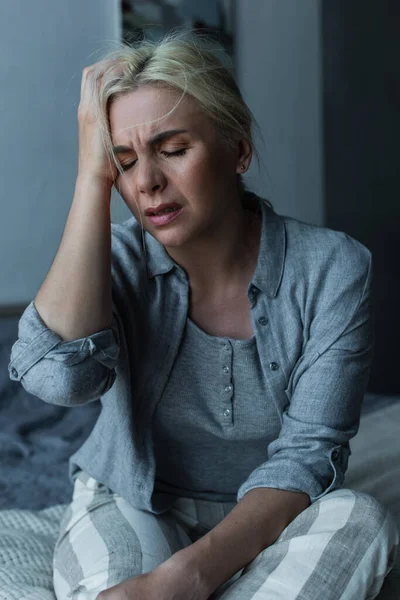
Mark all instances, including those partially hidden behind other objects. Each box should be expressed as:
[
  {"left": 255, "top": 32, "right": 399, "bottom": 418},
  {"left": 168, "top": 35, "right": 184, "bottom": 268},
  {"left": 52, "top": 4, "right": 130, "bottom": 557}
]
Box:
[
  {"left": 224, "top": 345, "right": 230, "bottom": 352},
  {"left": 248, "top": 285, "right": 258, "bottom": 303},
  {"left": 331, "top": 449, "right": 340, "bottom": 461},
  {"left": 223, "top": 366, "right": 230, "bottom": 373},
  {"left": 11, "top": 367, "right": 18, "bottom": 378},
  {"left": 224, "top": 385, "right": 232, "bottom": 392},
  {"left": 258, "top": 316, "right": 268, "bottom": 326},
  {"left": 223, "top": 409, "right": 231, "bottom": 417},
  {"left": 269, "top": 362, "right": 279, "bottom": 371}
]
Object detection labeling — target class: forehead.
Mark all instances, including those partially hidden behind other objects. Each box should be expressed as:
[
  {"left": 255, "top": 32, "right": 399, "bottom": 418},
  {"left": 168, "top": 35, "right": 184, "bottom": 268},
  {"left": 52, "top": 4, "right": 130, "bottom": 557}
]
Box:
[{"left": 109, "top": 84, "right": 208, "bottom": 144}]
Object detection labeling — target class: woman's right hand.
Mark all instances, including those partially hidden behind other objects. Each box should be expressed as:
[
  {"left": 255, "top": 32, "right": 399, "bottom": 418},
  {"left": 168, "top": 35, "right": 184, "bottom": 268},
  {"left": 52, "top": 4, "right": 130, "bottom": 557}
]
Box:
[{"left": 77, "top": 61, "right": 120, "bottom": 186}]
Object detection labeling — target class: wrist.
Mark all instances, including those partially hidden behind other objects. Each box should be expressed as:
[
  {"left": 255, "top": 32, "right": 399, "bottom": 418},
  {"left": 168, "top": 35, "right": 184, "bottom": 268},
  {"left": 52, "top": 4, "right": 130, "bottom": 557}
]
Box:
[
  {"left": 167, "top": 540, "right": 218, "bottom": 598},
  {"left": 76, "top": 171, "right": 114, "bottom": 190},
  {"left": 74, "top": 173, "right": 113, "bottom": 209},
  {"left": 159, "top": 547, "right": 211, "bottom": 599}
]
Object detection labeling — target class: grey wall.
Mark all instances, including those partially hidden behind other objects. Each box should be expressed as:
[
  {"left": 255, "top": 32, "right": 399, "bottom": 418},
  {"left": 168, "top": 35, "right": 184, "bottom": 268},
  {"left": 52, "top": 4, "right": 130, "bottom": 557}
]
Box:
[
  {"left": 0, "top": 0, "right": 128, "bottom": 308},
  {"left": 236, "top": 0, "right": 324, "bottom": 226},
  {"left": 322, "top": 0, "right": 400, "bottom": 393}
]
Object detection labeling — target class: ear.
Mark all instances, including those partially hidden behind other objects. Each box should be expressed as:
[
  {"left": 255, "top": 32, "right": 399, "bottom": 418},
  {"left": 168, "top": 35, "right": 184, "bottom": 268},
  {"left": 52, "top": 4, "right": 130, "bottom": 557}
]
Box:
[{"left": 235, "top": 139, "right": 252, "bottom": 174}]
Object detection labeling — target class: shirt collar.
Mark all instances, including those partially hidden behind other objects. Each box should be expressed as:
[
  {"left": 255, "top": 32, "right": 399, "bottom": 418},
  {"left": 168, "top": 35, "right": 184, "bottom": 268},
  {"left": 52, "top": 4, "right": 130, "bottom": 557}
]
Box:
[
  {"left": 250, "top": 194, "right": 286, "bottom": 297},
  {"left": 144, "top": 192, "right": 286, "bottom": 298},
  {"left": 144, "top": 229, "right": 177, "bottom": 279}
]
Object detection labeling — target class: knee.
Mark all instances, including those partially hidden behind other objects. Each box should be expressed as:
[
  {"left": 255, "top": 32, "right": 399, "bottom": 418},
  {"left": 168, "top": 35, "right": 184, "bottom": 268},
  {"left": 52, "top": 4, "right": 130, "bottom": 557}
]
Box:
[
  {"left": 337, "top": 489, "right": 399, "bottom": 548},
  {"left": 350, "top": 491, "right": 387, "bottom": 525},
  {"left": 349, "top": 491, "right": 400, "bottom": 585}
]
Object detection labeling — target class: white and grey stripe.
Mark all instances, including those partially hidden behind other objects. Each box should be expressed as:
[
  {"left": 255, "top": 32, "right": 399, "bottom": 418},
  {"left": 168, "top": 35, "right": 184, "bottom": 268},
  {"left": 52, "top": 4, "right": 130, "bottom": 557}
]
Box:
[{"left": 53, "top": 473, "right": 398, "bottom": 600}]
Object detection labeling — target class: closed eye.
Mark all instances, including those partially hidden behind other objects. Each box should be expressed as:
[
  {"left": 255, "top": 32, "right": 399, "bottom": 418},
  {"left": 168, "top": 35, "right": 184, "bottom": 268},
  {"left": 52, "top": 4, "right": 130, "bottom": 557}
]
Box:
[
  {"left": 161, "top": 148, "right": 187, "bottom": 158},
  {"left": 119, "top": 148, "right": 187, "bottom": 173},
  {"left": 120, "top": 161, "right": 136, "bottom": 172}
]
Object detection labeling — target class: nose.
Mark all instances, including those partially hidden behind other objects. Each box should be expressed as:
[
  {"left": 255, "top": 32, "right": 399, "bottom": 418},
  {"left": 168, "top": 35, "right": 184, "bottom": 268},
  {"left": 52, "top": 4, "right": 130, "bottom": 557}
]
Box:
[{"left": 136, "top": 157, "right": 167, "bottom": 195}]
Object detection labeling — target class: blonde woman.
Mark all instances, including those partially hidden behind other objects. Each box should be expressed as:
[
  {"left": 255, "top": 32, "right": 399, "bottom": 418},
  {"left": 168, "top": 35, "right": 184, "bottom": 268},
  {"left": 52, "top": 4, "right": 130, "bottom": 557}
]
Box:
[{"left": 9, "top": 31, "right": 398, "bottom": 600}]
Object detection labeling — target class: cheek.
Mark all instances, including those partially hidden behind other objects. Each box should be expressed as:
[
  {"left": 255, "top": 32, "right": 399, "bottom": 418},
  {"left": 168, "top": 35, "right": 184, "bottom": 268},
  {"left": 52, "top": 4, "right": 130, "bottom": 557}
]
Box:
[
  {"left": 190, "top": 157, "right": 232, "bottom": 195},
  {"left": 180, "top": 150, "right": 226, "bottom": 185},
  {"left": 117, "top": 178, "right": 135, "bottom": 201}
]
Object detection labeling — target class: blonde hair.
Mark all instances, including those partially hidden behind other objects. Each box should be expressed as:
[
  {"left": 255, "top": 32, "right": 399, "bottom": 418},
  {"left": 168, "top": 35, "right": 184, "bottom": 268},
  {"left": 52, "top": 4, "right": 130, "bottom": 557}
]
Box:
[{"left": 92, "top": 28, "right": 272, "bottom": 210}]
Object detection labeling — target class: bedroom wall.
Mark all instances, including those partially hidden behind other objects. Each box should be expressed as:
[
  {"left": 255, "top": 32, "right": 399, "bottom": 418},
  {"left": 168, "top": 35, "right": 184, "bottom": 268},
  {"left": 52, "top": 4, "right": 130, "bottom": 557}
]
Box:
[
  {"left": 236, "top": 0, "right": 324, "bottom": 227},
  {"left": 0, "top": 0, "right": 129, "bottom": 310}
]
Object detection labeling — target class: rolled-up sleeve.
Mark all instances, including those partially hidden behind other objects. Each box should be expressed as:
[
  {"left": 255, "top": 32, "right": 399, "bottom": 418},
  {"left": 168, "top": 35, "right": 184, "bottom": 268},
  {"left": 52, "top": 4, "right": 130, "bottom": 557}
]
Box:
[
  {"left": 8, "top": 300, "right": 120, "bottom": 406},
  {"left": 237, "top": 246, "right": 374, "bottom": 504}
]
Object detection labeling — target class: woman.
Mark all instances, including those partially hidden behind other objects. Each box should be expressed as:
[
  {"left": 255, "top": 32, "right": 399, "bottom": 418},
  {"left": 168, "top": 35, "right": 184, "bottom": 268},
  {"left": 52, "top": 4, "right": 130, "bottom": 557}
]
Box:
[{"left": 8, "top": 31, "right": 398, "bottom": 599}]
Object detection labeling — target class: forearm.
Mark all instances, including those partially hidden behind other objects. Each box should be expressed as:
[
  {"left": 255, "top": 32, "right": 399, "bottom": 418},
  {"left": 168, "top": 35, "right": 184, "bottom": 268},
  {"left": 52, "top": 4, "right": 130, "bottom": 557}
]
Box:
[
  {"left": 34, "top": 175, "right": 113, "bottom": 341},
  {"left": 173, "top": 487, "right": 310, "bottom": 597}
]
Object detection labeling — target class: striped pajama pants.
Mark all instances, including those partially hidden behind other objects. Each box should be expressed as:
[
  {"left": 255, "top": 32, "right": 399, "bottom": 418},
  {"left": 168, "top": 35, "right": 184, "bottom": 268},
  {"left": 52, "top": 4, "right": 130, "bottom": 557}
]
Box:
[{"left": 53, "top": 470, "right": 399, "bottom": 600}]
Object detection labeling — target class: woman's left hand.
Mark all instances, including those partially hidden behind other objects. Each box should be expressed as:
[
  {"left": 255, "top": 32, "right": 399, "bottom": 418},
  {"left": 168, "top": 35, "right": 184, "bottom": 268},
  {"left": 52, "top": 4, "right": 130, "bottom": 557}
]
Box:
[{"left": 95, "top": 554, "right": 210, "bottom": 600}]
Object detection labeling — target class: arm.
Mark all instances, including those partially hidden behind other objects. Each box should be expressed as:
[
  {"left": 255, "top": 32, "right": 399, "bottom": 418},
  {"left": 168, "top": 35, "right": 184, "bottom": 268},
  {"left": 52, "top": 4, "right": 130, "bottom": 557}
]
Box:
[
  {"left": 34, "top": 174, "right": 114, "bottom": 341},
  {"left": 170, "top": 487, "right": 310, "bottom": 597},
  {"left": 8, "top": 298, "right": 120, "bottom": 406},
  {"left": 97, "top": 487, "right": 309, "bottom": 600},
  {"left": 8, "top": 62, "right": 121, "bottom": 405},
  {"left": 236, "top": 246, "right": 374, "bottom": 504},
  {"left": 34, "top": 62, "right": 117, "bottom": 341}
]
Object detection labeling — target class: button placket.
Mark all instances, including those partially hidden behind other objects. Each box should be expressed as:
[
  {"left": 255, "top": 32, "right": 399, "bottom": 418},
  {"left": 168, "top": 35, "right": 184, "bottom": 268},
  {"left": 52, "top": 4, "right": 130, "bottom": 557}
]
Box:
[{"left": 220, "top": 339, "right": 234, "bottom": 424}]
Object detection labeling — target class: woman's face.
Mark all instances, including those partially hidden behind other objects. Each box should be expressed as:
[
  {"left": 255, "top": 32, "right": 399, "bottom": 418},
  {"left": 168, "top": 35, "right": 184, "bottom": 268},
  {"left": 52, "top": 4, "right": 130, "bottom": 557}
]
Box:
[{"left": 109, "top": 84, "right": 248, "bottom": 249}]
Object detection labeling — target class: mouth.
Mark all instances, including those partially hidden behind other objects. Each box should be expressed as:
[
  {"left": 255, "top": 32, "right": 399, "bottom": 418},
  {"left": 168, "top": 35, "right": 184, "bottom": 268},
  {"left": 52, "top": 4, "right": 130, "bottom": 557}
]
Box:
[
  {"left": 145, "top": 202, "right": 182, "bottom": 216},
  {"left": 146, "top": 205, "right": 183, "bottom": 227}
]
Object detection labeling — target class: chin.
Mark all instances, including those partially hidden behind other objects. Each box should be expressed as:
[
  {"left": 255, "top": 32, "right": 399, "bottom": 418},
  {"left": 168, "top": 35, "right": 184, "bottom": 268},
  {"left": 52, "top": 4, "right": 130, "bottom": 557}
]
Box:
[
  {"left": 152, "top": 232, "right": 189, "bottom": 248},
  {"left": 149, "top": 226, "right": 193, "bottom": 248}
]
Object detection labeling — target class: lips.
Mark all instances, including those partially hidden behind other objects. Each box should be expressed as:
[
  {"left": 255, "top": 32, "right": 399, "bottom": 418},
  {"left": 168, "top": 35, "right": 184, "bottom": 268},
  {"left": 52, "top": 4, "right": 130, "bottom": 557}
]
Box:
[
  {"left": 145, "top": 202, "right": 182, "bottom": 216},
  {"left": 147, "top": 205, "right": 183, "bottom": 227}
]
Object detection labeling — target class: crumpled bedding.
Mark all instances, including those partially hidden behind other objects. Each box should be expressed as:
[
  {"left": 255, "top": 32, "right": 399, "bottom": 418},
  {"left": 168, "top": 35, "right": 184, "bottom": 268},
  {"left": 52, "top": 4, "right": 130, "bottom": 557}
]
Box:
[
  {"left": 0, "top": 503, "right": 66, "bottom": 600},
  {"left": 0, "top": 315, "right": 100, "bottom": 511}
]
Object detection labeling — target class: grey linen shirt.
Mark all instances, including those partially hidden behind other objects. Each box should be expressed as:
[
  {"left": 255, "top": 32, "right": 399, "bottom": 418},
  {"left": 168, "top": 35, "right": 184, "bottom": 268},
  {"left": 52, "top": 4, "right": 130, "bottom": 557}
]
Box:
[{"left": 8, "top": 193, "right": 374, "bottom": 514}]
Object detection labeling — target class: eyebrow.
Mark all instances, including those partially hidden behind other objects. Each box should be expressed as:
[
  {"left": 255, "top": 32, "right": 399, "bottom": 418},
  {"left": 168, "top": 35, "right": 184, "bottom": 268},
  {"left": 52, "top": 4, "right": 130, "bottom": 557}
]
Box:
[{"left": 113, "top": 129, "right": 189, "bottom": 153}]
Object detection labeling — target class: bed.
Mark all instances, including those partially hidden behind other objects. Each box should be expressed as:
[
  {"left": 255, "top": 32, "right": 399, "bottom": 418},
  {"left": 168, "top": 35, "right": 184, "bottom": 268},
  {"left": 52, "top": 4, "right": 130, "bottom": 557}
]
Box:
[{"left": 0, "top": 314, "right": 399, "bottom": 599}]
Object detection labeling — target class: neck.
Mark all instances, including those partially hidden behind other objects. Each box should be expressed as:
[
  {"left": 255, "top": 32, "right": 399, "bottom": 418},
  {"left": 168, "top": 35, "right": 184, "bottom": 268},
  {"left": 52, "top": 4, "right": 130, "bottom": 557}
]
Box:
[{"left": 166, "top": 200, "right": 262, "bottom": 297}]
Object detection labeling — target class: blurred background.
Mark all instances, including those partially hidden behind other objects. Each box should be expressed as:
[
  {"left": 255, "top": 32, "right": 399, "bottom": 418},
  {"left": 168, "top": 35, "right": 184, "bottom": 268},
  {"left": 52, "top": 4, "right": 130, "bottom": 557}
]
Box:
[{"left": 0, "top": 0, "right": 398, "bottom": 394}]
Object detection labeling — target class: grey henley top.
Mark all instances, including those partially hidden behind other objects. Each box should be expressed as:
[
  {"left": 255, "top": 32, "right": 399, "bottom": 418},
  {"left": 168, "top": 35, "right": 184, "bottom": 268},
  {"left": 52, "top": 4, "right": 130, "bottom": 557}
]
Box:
[{"left": 152, "top": 317, "right": 281, "bottom": 510}]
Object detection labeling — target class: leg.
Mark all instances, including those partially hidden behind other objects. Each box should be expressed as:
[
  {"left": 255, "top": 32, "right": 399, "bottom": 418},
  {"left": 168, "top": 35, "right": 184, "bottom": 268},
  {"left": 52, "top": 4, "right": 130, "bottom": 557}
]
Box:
[
  {"left": 52, "top": 471, "right": 193, "bottom": 599},
  {"left": 210, "top": 488, "right": 399, "bottom": 600}
]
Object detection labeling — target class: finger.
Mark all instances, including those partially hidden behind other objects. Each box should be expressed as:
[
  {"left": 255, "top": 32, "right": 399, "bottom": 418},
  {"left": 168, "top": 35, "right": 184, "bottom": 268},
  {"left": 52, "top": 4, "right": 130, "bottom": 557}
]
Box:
[
  {"left": 80, "top": 59, "right": 123, "bottom": 102},
  {"left": 81, "top": 66, "right": 95, "bottom": 97},
  {"left": 80, "top": 68, "right": 102, "bottom": 103}
]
